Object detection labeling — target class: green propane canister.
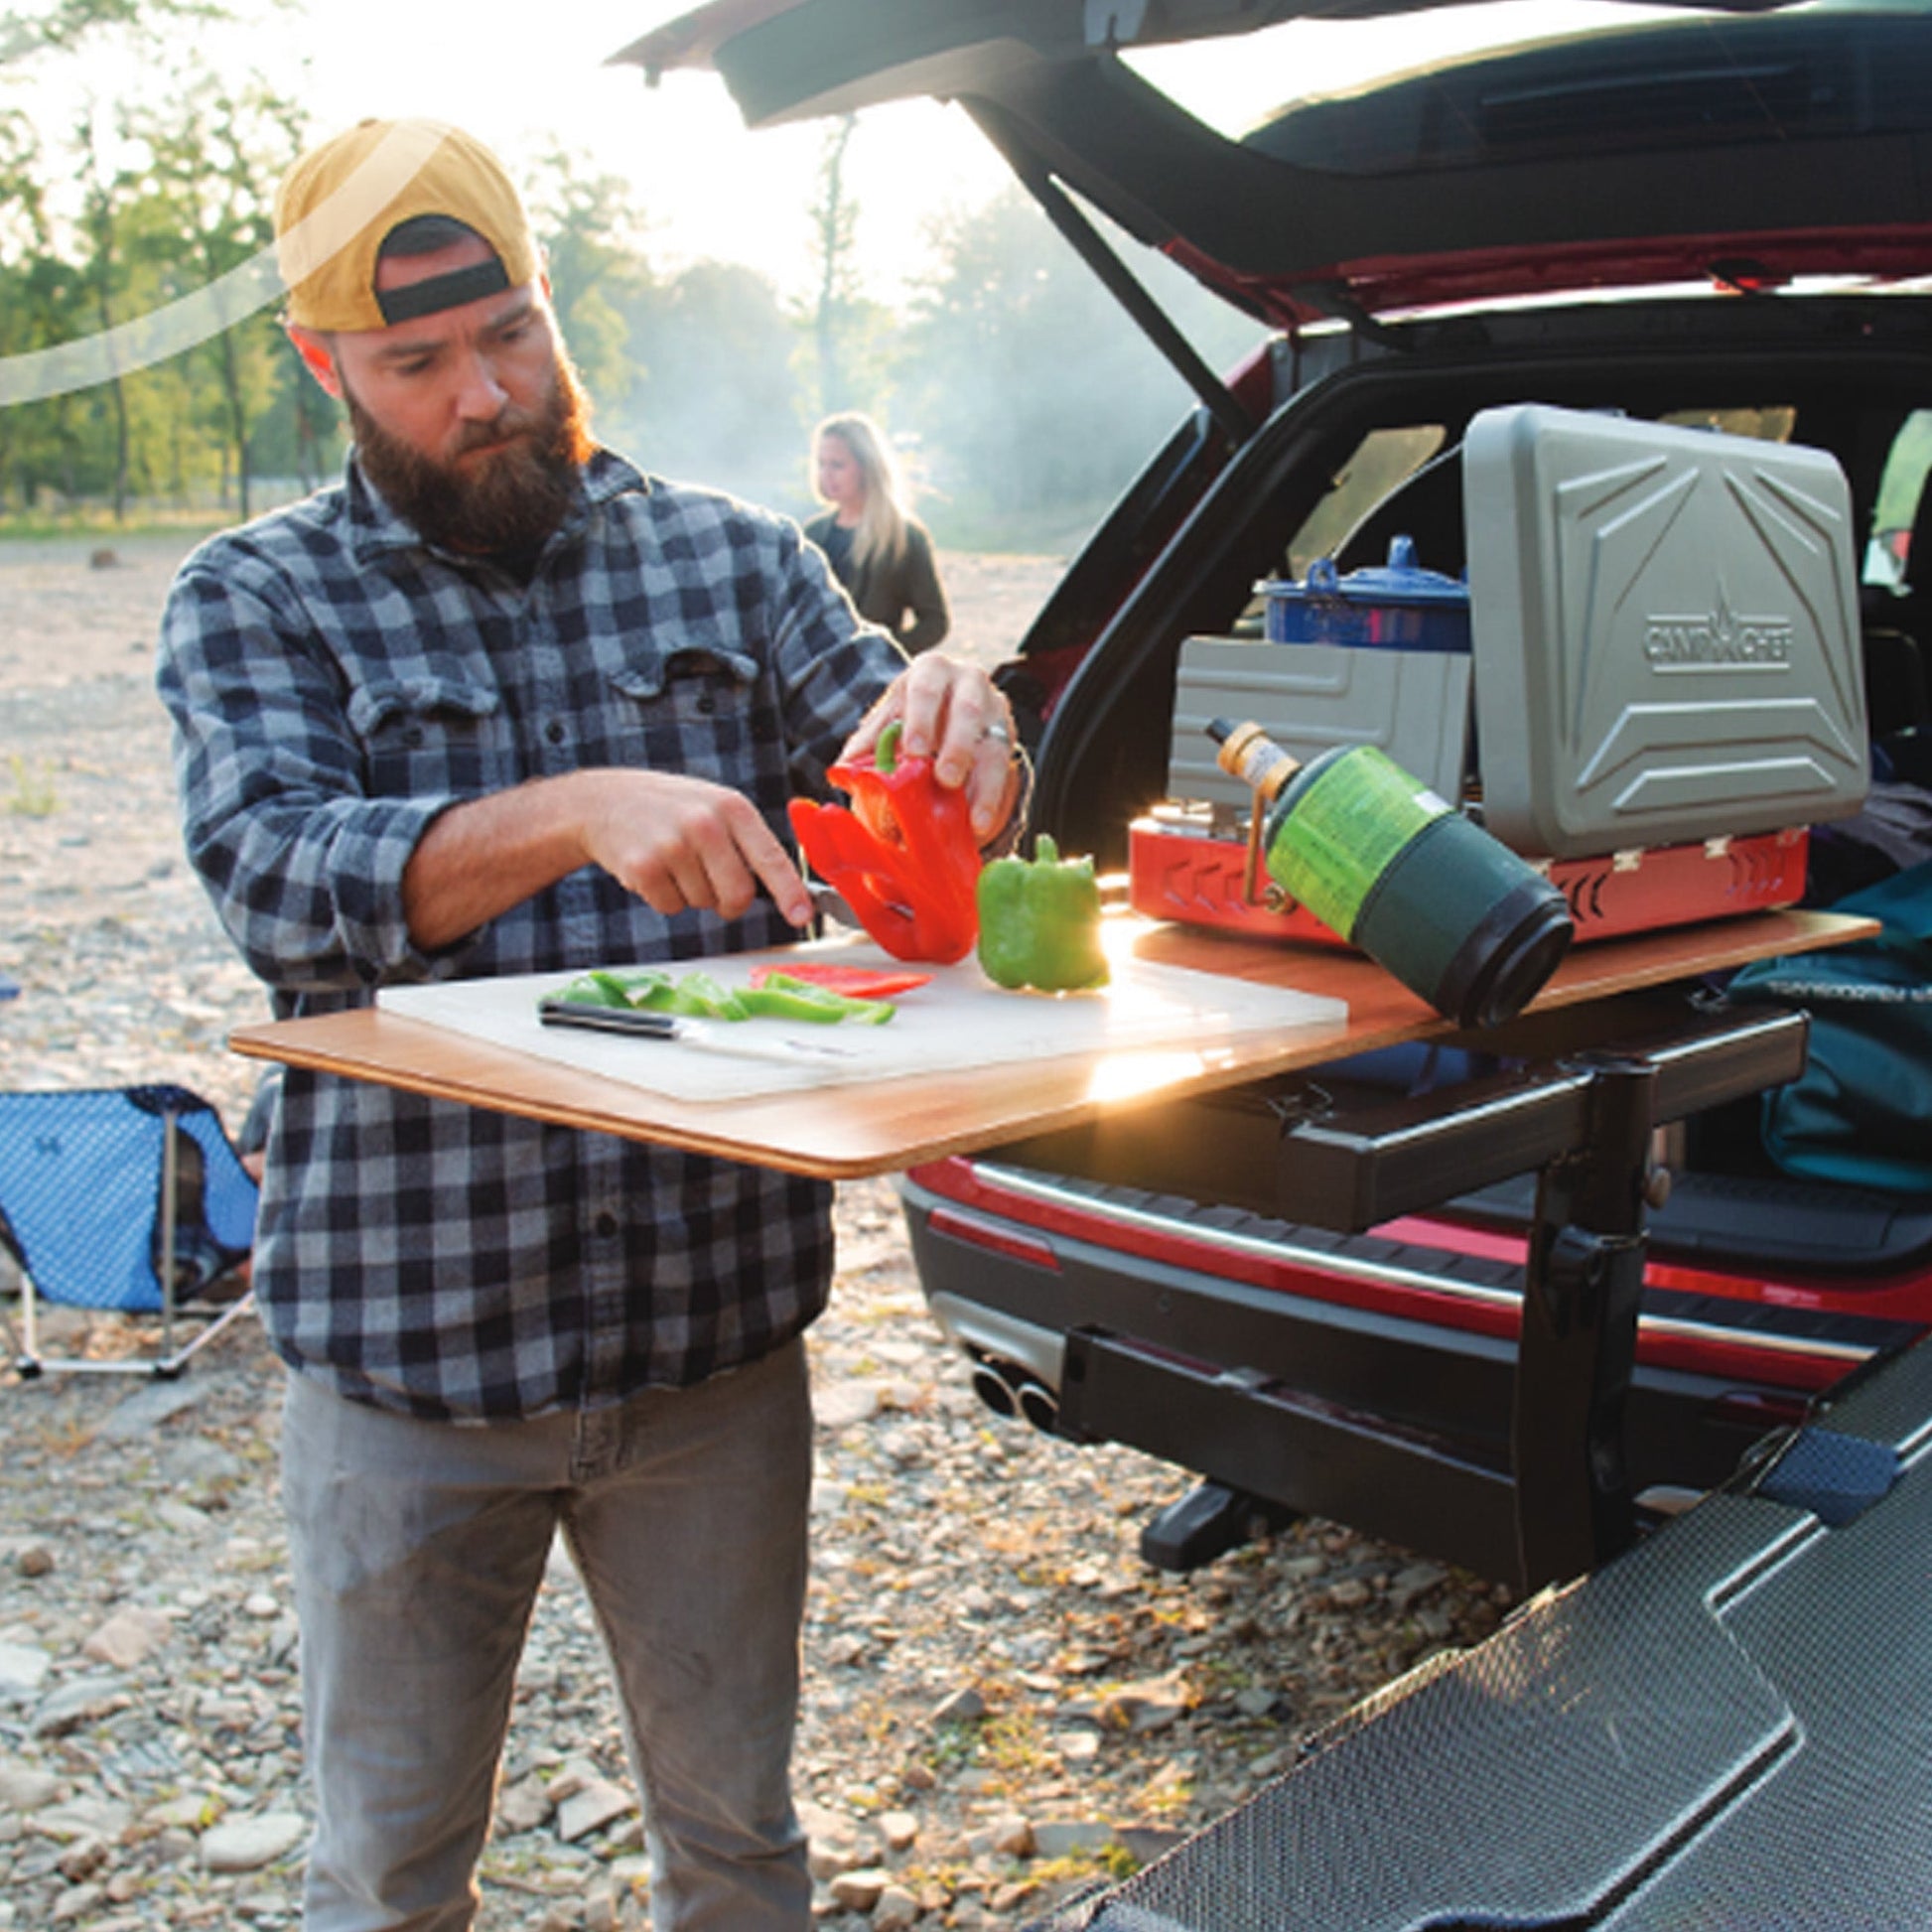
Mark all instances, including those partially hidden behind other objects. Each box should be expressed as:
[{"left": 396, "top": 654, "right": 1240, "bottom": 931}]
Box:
[{"left": 1207, "top": 718, "right": 1574, "bottom": 1029}]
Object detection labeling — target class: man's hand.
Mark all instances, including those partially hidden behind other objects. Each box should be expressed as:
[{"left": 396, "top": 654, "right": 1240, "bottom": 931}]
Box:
[
  {"left": 840, "top": 652, "right": 1022, "bottom": 843},
  {"left": 402, "top": 767, "right": 814, "bottom": 950},
  {"left": 577, "top": 769, "right": 817, "bottom": 926}
]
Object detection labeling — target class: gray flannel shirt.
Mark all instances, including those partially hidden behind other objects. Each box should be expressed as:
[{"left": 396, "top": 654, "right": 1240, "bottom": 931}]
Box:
[{"left": 158, "top": 450, "right": 904, "bottom": 1421}]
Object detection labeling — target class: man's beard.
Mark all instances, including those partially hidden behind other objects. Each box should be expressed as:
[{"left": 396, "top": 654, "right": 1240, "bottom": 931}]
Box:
[{"left": 345, "top": 351, "right": 595, "bottom": 558}]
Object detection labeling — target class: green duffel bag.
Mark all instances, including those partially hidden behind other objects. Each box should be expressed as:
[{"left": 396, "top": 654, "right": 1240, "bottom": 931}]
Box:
[{"left": 1728, "top": 858, "right": 1932, "bottom": 1194}]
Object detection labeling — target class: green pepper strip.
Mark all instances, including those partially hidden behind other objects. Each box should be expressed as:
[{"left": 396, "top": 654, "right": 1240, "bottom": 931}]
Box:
[
  {"left": 741, "top": 974, "right": 897, "bottom": 1025},
  {"left": 554, "top": 968, "right": 893, "bottom": 1025}
]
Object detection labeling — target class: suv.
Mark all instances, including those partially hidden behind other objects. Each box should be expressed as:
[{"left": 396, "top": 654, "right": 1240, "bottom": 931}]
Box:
[{"left": 623, "top": 0, "right": 1932, "bottom": 1588}]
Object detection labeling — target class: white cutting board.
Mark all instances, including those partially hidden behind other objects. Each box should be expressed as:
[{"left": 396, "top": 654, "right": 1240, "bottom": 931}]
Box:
[{"left": 377, "top": 933, "right": 1347, "bottom": 1103}]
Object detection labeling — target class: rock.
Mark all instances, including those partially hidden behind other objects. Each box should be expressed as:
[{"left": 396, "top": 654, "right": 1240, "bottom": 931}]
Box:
[
  {"left": 51, "top": 1881, "right": 105, "bottom": 1923},
  {"left": 1089, "top": 1672, "right": 1193, "bottom": 1734},
  {"left": 986, "top": 1814, "right": 1035, "bottom": 1858},
  {"left": 93, "top": 1378, "right": 206, "bottom": 1441},
  {"left": 81, "top": 1605, "right": 172, "bottom": 1669},
  {"left": 33, "top": 1796, "right": 133, "bottom": 1844},
  {"left": 144, "top": 1793, "right": 216, "bottom": 1830},
  {"left": 1030, "top": 1821, "right": 1116, "bottom": 1860},
  {"left": 57, "top": 1835, "right": 109, "bottom": 1882},
  {"left": 929, "top": 1685, "right": 986, "bottom": 1725},
  {"left": 0, "top": 1641, "right": 52, "bottom": 1698},
  {"left": 828, "top": 1865, "right": 890, "bottom": 1911},
  {"left": 1391, "top": 1561, "right": 1449, "bottom": 1611},
  {"left": 1115, "top": 1825, "right": 1188, "bottom": 1864},
  {"left": 494, "top": 1772, "right": 553, "bottom": 1835},
  {"left": 200, "top": 1809, "right": 309, "bottom": 1872},
  {"left": 874, "top": 1881, "right": 921, "bottom": 1928},
  {"left": 555, "top": 1776, "right": 634, "bottom": 1843},
  {"left": 815, "top": 1381, "right": 881, "bottom": 1430},
  {"left": 878, "top": 1807, "right": 919, "bottom": 1853},
  {"left": 0, "top": 1761, "right": 61, "bottom": 1811},
  {"left": 30, "top": 1677, "right": 129, "bottom": 1738},
  {"left": 798, "top": 1798, "right": 862, "bottom": 1880},
  {"left": 15, "top": 1545, "right": 55, "bottom": 1579}
]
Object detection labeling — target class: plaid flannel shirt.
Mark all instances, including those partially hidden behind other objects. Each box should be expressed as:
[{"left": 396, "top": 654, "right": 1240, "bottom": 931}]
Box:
[{"left": 158, "top": 450, "right": 904, "bottom": 1421}]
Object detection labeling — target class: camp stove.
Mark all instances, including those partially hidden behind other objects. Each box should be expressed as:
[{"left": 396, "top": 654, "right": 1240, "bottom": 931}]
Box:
[{"left": 1130, "top": 403, "right": 1866, "bottom": 951}]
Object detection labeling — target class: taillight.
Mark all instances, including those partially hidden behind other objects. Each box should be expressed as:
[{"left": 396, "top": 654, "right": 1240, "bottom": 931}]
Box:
[{"left": 925, "top": 1205, "right": 1060, "bottom": 1273}]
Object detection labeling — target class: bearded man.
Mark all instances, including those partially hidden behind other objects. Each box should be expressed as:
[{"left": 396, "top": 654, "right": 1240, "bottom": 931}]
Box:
[{"left": 157, "top": 118, "right": 1021, "bottom": 1932}]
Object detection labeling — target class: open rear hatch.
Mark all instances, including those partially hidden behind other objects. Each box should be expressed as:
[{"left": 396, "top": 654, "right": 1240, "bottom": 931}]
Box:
[{"left": 613, "top": 0, "right": 1932, "bottom": 346}]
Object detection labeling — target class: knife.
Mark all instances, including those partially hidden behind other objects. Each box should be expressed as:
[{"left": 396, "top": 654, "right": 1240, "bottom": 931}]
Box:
[{"left": 537, "top": 998, "right": 861, "bottom": 1063}]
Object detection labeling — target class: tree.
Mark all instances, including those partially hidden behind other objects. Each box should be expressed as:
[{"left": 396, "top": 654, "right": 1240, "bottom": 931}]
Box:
[
  {"left": 807, "top": 115, "right": 862, "bottom": 419},
  {"left": 524, "top": 148, "right": 652, "bottom": 419},
  {"left": 119, "top": 67, "right": 306, "bottom": 520}
]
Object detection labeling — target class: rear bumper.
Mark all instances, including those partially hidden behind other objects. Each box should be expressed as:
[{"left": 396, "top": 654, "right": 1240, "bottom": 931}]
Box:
[{"left": 902, "top": 1157, "right": 1918, "bottom": 1581}]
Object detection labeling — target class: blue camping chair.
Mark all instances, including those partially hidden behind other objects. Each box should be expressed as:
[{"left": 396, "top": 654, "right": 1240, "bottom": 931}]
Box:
[{"left": 0, "top": 1085, "right": 260, "bottom": 1379}]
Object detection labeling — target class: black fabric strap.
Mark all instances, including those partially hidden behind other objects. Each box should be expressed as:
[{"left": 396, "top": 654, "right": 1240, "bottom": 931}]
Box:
[{"left": 376, "top": 257, "right": 511, "bottom": 324}]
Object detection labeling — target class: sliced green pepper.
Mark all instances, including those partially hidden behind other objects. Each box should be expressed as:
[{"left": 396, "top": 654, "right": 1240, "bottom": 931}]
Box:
[
  {"left": 975, "top": 834, "right": 1109, "bottom": 992},
  {"left": 740, "top": 973, "right": 897, "bottom": 1025},
  {"left": 549, "top": 966, "right": 894, "bottom": 1025}
]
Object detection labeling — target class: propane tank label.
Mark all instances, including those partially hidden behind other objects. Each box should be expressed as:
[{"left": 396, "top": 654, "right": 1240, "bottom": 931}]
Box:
[{"left": 1265, "top": 746, "right": 1450, "bottom": 936}]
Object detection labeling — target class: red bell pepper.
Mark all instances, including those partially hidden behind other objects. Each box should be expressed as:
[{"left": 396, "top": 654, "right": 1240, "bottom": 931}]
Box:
[{"left": 788, "top": 723, "right": 983, "bottom": 964}]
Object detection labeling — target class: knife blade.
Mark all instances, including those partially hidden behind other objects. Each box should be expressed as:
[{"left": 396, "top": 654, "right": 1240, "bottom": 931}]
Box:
[{"left": 537, "top": 998, "right": 861, "bottom": 1063}]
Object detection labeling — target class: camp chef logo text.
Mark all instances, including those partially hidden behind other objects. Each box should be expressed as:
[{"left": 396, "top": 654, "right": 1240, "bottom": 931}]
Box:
[{"left": 1644, "top": 589, "right": 1793, "bottom": 668}]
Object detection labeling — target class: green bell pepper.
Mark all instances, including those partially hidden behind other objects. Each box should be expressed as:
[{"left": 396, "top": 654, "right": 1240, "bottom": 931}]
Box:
[{"left": 975, "top": 834, "right": 1109, "bottom": 992}]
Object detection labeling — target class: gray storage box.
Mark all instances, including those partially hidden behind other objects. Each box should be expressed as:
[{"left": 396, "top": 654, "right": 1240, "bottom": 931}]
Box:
[
  {"left": 1169, "top": 635, "right": 1471, "bottom": 819},
  {"left": 1464, "top": 404, "right": 1868, "bottom": 859}
]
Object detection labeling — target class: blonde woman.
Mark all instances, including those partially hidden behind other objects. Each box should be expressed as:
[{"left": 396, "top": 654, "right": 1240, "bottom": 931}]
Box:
[{"left": 805, "top": 412, "right": 951, "bottom": 654}]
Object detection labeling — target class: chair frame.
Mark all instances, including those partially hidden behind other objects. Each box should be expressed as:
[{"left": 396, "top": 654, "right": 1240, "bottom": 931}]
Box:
[{"left": 3, "top": 1090, "right": 257, "bottom": 1381}]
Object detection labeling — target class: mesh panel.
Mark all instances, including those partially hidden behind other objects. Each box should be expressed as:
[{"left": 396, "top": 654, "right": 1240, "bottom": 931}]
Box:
[{"left": 1031, "top": 1342, "right": 1932, "bottom": 1931}]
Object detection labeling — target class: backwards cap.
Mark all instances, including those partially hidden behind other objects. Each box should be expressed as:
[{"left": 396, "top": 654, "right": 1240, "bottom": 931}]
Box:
[{"left": 274, "top": 118, "right": 540, "bottom": 333}]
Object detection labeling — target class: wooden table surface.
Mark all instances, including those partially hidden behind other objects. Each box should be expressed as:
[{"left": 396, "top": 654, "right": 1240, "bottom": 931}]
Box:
[{"left": 229, "top": 909, "right": 1870, "bottom": 1180}]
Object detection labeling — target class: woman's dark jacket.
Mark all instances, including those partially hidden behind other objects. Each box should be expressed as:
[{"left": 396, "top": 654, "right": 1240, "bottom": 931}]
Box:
[{"left": 804, "top": 510, "right": 950, "bottom": 654}]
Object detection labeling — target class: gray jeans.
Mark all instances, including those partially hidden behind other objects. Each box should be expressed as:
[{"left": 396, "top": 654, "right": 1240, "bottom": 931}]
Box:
[{"left": 279, "top": 1339, "right": 815, "bottom": 1931}]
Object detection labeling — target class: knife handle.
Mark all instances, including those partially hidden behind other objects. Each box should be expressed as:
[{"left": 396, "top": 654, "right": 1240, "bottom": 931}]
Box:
[{"left": 537, "top": 1000, "right": 679, "bottom": 1038}]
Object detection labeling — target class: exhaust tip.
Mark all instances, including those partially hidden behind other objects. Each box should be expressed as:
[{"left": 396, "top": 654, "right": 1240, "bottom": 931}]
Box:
[
  {"left": 970, "top": 1360, "right": 1020, "bottom": 1420},
  {"left": 1015, "top": 1379, "right": 1059, "bottom": 1433}
]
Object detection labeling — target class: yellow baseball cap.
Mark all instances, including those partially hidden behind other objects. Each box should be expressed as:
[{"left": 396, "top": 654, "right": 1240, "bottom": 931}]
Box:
[{"left": 274, "top": 118, "right": 540, "bottom": 333}]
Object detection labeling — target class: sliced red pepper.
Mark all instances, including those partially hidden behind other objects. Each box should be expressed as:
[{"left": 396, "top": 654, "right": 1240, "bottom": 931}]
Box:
[
  {"left": 788, "top": 723, "right": 983, "bottom": 964},
  {"left": 748, "top": 962, "right": 934, "bottom": 1000}
]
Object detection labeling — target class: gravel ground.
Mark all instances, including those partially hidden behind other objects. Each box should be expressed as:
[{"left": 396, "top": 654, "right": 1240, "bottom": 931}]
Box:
[{"left": 0, "top": 529, "right": 1514, "bottom": 1930}]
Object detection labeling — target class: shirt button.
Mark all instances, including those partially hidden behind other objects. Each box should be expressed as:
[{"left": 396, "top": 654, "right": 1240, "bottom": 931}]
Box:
[
  {"left": 594, "top": 1211, "right": 620, "bottom": 1238},
  {"left": 544, "top": 720, "right": 567, "bottom": 746}
]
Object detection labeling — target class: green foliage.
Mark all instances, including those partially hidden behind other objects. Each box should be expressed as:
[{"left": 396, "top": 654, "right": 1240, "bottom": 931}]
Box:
[
  {"left": 0, "top": 6, "right": 316, "bottom": 520},
  {"left": 526, "top": 149, "right": 652, "bottom": 413}
]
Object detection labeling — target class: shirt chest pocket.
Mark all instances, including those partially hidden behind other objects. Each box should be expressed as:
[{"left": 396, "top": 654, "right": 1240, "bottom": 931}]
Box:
[
  {"left": 347, "top": 676, "right": 506, "bottom": 798},
  {"left": 608, "top": 648, "right": 775, "bottom": 783}
]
